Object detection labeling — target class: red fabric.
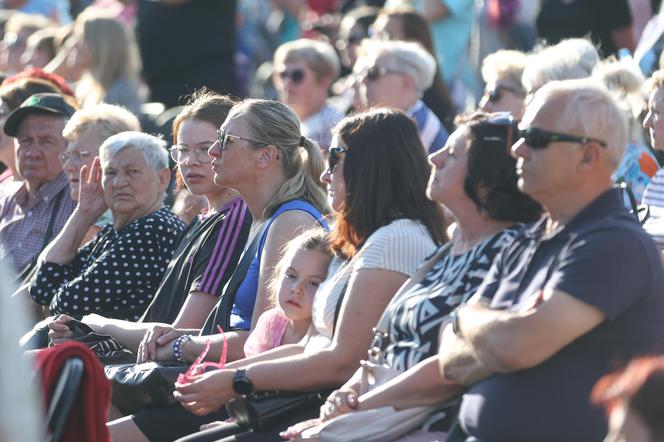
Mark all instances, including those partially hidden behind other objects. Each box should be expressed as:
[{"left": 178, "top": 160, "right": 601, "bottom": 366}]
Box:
[{"left": 34, "top": 341, "right": 111, "bottom": 442}]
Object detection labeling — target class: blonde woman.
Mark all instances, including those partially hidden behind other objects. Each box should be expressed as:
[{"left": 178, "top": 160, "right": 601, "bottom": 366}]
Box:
[{"left": 68, "top": 8, "right": 143, "bottom": 115}]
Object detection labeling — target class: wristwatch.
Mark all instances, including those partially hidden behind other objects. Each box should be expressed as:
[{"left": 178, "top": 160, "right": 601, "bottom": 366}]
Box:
[
  {"left": 232, "top": 369, "right": 254, "bottom": 395},
  {"left": 449, "top": 307, "right": 462, "bottom": 337}
]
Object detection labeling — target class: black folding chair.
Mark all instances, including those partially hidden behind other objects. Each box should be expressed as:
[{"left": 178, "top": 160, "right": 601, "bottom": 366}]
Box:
[{"left": 45, "top": 357, "right": 84, "bottom": 442}]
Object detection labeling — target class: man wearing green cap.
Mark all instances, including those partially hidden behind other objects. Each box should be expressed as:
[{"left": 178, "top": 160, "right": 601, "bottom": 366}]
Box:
[{"left": 0, "top": 93, "right": 78, "bottom": 274}]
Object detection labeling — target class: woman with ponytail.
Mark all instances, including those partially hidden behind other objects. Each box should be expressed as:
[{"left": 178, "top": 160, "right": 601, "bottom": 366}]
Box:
[{"left": 109, "top": 99, "right": 330, "bottom": 442}]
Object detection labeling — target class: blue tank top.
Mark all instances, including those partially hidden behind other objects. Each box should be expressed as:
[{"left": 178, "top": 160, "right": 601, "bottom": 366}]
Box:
[{"left": 229, "top": 199, "right": 328, "bottom": 330}]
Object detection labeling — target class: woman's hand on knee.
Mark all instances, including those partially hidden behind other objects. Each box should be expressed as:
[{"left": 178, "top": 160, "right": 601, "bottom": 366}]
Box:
[
  {"left": 320, "top": 388, "right": 358, "bottom": 422},
  {"left": 136, "top": 325, "right": 183, "bottom": 363}
]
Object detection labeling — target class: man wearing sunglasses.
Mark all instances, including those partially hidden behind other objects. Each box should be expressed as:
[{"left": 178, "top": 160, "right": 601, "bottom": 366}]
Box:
[
  {"left": 435, "top": 80, "right": 664, "bottom": 441},
  {"left": 273, "top": 39, "right": 344, "bottom": 151},
  {"left": 357, "top": 39, "right": 448, "bottom": 154},
  {"left": 478, "top": 49, "right": 528, "bottom": 120}
]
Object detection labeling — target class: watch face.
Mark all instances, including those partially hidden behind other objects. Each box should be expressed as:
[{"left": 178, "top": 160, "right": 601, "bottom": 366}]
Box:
[{"left": 233, "top": 371, "right": 253, "bottom": 395}]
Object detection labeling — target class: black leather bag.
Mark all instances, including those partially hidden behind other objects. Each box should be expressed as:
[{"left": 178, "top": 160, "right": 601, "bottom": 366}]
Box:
[
  {"left": 105, "top": 361, "right": 189, "bottom": 414},
  {"left": 226, "top": 389, "right": 333, "bottom": 432}
]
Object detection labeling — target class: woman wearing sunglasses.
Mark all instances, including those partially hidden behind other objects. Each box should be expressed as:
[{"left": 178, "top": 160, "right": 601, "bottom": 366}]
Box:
[
  {"left": 272, "top": 39, "right": 344, "bottom": 151},
  {"left": 108, "top": 98, "right": 330, "bottom": 442},
  {"left": 164, "top": 108, "right": 445, "bottom": 442},
  {"left": 357, "top": 39, "right": 448, "bottom": 154},
  {"left": 281, "top": 112, "right": 542, "bottom": 442},
  {"left": 478, "top": 49, "right": 528, "bottom": 120}
]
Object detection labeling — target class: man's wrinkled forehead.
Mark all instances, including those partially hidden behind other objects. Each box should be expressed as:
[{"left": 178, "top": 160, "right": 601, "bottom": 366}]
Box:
[{"left": 16, "top": 113, "right": 66, "bottom": 136}]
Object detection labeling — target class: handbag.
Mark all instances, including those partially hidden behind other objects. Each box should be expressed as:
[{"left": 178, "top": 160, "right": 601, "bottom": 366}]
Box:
[
  {"left": 106, "top": 222, "right": 268, "bottom": 414},
  {"left": 297, "top": 243, "right": 455, "bottom": 442}
]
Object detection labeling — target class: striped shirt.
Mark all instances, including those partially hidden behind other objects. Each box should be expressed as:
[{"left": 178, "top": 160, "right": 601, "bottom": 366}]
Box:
[
  {"left": 408, "top": 100, "right": 449, "bottom": 154},
  {"left": 0, "top": 172, "right": 76, "bottom": 273},
  {"left": 140, "top": 197, "right": 251, "bottom": 323}
]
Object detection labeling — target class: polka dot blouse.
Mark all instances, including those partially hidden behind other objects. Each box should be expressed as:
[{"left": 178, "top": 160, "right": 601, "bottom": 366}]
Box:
[{"left": 30, "top": 207, "right": 186, "bottom": 321}]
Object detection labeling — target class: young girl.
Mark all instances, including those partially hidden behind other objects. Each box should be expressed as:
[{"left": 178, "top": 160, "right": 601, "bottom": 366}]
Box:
[{"left": 243, "top": 228, "right": 333, "bottom": 357}]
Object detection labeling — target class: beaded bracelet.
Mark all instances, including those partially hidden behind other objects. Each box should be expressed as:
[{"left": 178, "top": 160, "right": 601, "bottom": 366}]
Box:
[{"left": 172, "top": 334, "right": 192, "bottom": 363}]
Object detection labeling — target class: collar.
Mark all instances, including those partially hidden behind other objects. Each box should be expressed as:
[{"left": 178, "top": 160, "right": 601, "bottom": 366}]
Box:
[
  {"left": 16, "top": 172, "right": 70, "bottom": 209},
  {"left": 523, "top": 188, "right": 626, "bottom": 240}
]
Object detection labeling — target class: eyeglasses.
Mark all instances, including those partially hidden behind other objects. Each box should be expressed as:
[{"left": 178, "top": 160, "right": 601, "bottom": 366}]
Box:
[
  {"left": 483, "top": 85, "right": 523, "bottom": 103},
  {"left": 59, "top": 150, "right": 92, "bottom": 164},
  {"left": 361, "top": 66, "right": 404, "bottom": 82},
  {"left": 217, "top": 129, "right": 266, "bottom": 151},
  {"left": 518, "top": 126, "right": 608, "bottom": 149},
  {"left": 169, "top": 143, "right": 215, "bottom": 163},
  {"left": 327, "top": 146, "right": 348, "bottom": 173},
  {"left": 278, "top": 68, "right": 306, "bottom": 85}
]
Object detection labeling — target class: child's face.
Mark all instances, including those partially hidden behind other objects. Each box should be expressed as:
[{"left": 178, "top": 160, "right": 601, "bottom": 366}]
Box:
[{"left": 278, "top": 248, "right": 330, "bottom": 322}]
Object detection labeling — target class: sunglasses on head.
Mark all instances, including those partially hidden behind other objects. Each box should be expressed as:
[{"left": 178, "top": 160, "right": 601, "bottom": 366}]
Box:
[
  {"left": 327, "top": 146, "right": 348, "bottom": 172},
  {"left": 518, "top": 126, "right": 608, "bottom": 149},
  {"left": 278, "top": 68, "right": 306, "bottom": 85}
]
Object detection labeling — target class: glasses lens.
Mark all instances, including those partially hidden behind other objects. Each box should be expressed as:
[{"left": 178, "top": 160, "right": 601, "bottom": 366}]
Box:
[
  {"left": 59, "top": 152, "right": 69, "bottom": 163},
  {"left": 291, "top": 69, "right": 305, "bottom": 84},
  {"left": 488, "top": 89, "right": 502, "bottom": 103},
  {"left": 521, "top": 128, "right": 549, "bottom": 149},
  {"left": 366, "top": 67, "right": 380, "bottom": 82}
]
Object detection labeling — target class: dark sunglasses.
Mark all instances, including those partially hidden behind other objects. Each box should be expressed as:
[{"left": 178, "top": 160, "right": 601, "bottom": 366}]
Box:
[
  {"left": 327, "top": 146, "right": 348, "bottom": 172},
  {"left": 484, "top": 85, "right": 522, "bottom": 103},
  {"left": 217, "top": 129, "right": 266, "bottom": 151},
  {"left": 278, "top": 68, "right": 306, "bottom": 85},
  {"left": 363, "top": 66, "right": 403, "bottom": 82},
  {"left": 518, "top": 126, "right": 608, "bottom": 149}
]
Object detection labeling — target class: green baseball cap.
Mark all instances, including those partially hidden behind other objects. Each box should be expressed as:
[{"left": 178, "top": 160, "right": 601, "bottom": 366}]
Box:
[{"left": 4, "top": 93, "right": 77, "bottom": 137}]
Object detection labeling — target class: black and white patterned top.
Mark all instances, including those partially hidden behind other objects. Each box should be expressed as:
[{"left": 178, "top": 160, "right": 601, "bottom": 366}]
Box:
[
  {"left": 384, "top": 227, "right": 520, "bottom": 371},
  {"left": 30, "top": 207, "right": 186, "bottom": 321}
]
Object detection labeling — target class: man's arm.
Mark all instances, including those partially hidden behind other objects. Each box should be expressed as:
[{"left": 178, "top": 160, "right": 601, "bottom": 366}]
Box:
[{"left": 452, "top": 289, "right": 605, "bottom": 374}]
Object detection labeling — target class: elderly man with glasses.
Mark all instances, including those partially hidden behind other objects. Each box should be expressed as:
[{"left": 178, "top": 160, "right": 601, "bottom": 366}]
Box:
[{"left": 425, "top": 79, "right": 664, "bottom": 442}]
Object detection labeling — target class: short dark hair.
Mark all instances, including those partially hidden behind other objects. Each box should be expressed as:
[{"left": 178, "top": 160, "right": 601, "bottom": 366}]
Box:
[
  {"left": 457, "top": 112, "right": 542, "bottom": 223},
  {"left": 331, "top": 108, "right": 446, "bottom": 257}
]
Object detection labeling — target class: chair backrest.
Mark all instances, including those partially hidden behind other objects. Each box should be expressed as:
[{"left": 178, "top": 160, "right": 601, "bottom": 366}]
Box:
[{"left": 46, "top": 357, "right": 85, "bottom": 442}]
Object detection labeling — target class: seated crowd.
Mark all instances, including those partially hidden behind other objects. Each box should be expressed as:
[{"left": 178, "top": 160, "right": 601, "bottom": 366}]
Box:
[{"left": 5, "top": 4, "right": 664, "bottom": 442}]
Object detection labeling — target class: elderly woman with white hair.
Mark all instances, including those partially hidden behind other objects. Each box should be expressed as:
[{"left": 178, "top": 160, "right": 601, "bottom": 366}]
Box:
[
  {"left": 273, "top": 38, "right": 344, "bottom": 150},
  {"left": 479, "top": 49, "right": 529, "bottom": 120},
  {"left": 521, "top": 38, "right": 600, "bottom": 100},
  {"left": 357, "top": 39, "right": 448, "bottom": 153},
  {"left": 30, "top": 131, "right": 186, "bottom": 321}
]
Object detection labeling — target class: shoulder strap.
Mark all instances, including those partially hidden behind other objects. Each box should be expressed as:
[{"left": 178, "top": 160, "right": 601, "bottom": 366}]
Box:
[
  {"left": 200, "top": 221, "right": 269, "bottom": 335},
  {"left": 40, "top": 189, "right": 66, "bottom": 250}
]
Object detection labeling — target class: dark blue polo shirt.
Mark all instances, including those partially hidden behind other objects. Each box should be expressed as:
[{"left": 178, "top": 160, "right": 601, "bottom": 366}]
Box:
[{"left": 459, "top": 188, "right": 664, "bottom": 442}]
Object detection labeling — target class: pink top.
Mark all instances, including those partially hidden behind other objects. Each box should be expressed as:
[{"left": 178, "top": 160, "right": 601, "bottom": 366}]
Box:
[{"left": 243, "top": 308, "right": 290, "bottom": 358}]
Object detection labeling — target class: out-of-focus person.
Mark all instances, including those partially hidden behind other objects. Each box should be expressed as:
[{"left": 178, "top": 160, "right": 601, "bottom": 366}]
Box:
[
  {"left": 273, "top": 38, "right": 344, "bottom": 151},
  {"left": 21, "top": 26, "right": 57, "bottom": 69},
  {"left": 0, "top": 12, "right": 55, "bottom": 75},
  {"left": 593, "top": 356, "right": 664, "bottom": 442},
  {"left": 370, "top": 7, "right": 456, "bottom": 130},
  {"left": 357, "top": 38, "right": 448, "bottom": 153},
  {"left": 479, "top": 49, "right": 529, "bottom": 120}
]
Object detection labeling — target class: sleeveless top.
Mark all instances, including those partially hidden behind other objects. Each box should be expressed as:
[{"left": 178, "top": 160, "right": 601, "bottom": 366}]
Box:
[{"left": 229, "top": 199, "right": 327, "bottom": 330}]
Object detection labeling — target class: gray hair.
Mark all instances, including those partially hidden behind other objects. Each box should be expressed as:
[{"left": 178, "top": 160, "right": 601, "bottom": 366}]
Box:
[
  {"left": 361, "top": 39, "right": 436, "bottom": 93},
  {"left": 274, "top": 38, "right": 341, "bottom": 81},
  {"left": 99, "top": 131, "right": 168, "bottom": 171},
  {"left": 63, "top": 103, "right": 141, "bottom": 144},
  {"left": 481, "top": 49, "right": 528, "bottom": 94},
  {"left": 522, "top": 38, "right": 600, "bottom": 94},
  {"left": 535, "top": 79, "right": 628, "bottom": 169}
]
